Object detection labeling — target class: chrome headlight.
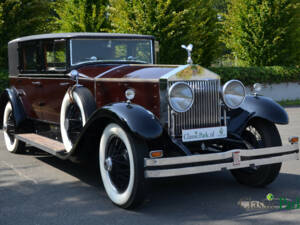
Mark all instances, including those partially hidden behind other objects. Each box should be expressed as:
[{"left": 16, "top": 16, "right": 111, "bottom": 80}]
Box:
[
  {"left": 168, "top": 82, "right": 194, "bottom": 113},
  {"left": 222, "top": 80, "right": 246, "bottom": 109}
]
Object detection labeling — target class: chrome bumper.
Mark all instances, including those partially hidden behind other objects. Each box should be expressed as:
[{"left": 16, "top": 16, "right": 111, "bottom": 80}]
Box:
[{"left": 144, "top": 143, "right": 299, "bottom": 178}]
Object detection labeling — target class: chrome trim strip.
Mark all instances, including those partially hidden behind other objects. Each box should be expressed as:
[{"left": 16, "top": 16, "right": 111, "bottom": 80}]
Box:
[
  {"left": 160, "top": 64, "right": 189, "bottom": 80},
  {"left": 145, "top": 153, "right": 298, "bottom": 178},
  {"left": 145, "top": 144, "right": 299, "bottom": 167},
  {"left": 95, "top": 65, "right": 127, "bottom": 78},
  {"left": 95, "top": 78, "right": 159, "bottom": 82},
  {"left": 70, "top": 39, "right": 73, "bottom": 65}
]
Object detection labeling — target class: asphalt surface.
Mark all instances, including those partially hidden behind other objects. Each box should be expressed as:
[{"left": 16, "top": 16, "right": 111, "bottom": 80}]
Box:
[{"left": 0, "top": 107, "right": 300, "bottom": 225}]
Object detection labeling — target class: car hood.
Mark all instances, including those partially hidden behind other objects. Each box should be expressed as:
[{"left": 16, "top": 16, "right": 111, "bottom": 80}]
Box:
[{"left": 77, "top": 64, "right": 220, "bottom": 81}]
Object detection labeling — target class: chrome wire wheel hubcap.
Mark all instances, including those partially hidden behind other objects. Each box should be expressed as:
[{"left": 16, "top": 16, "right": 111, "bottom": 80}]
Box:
[{"left": 106, "top": 135, "right": 130, "bottom": 193}]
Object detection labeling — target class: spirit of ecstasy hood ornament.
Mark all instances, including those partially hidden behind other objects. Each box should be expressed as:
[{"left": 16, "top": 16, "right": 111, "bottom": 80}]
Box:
[{"left": 181, "top": 44, "right": 193, "bottom": 65}]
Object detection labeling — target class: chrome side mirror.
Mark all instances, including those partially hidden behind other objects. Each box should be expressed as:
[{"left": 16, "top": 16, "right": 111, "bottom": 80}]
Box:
[
  {"left": 253, "top": 83, "right": 263, "bottom": 97},
  {"left": 69, "top": 70, "right": 79, "bottom": 86}
]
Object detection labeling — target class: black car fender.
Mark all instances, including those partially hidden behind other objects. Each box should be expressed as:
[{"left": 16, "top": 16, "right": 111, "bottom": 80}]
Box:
[
  {"left": 86, "top": 102, "right": 163, "bottom": 140},
  {"left": 227, "top": 95, "right": 288, "bottom": 134},
  {"left": 68, "top": 102, "right": 164, "bottom": 159},
  {"left": 0, "top": 88, "right": 26, "bottom": 129}
]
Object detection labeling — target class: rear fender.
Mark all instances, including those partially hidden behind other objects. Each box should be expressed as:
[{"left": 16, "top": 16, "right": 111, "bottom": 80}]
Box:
[{"left": 0, "top": 88, "right": 26, "bottom": 129}]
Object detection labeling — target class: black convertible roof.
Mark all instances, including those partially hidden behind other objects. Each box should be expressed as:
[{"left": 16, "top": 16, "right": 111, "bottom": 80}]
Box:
[{"left": 9, "top": 32, "right": 155, "bottom": 44}]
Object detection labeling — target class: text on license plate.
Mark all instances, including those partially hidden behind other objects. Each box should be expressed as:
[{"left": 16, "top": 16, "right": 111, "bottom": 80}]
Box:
[{"left": 182, "top": 126, "right": 227, "bottom": 142}]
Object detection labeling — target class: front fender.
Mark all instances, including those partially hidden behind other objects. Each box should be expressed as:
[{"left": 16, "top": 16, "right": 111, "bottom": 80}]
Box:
[
  {"left": 228, "top": 95, "right": 288, "bottom": 134},
  {"left": 89, "top": 103, "right": 163, "bottom": 140},
  {"left": 0, "top": 88, "right": 26, "bottom": 128},
  {"left": 63, "top": 102, "right": 164, "bottom": 159}
]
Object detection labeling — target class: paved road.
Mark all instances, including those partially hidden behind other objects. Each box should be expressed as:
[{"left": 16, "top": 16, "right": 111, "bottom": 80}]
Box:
[{"left": 0, "top": 107, "right": 300, "bottom": 225}]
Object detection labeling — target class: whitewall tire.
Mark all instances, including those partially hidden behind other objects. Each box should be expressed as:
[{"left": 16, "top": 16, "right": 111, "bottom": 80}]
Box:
[
  {"left": 60, "top": 91, "right": 87, "bottom": 152},
  {"left": 3, "top": 102, "right": 25, "bottom": 153},
  {"left": 99, "top": 123, "right": 147, "bottom": 209}
]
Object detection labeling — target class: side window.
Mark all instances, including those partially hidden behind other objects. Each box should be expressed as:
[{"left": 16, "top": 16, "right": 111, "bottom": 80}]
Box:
[
  {"left": 42, "top": 39, "right": 66, "bottom": 71},
  {"left": 20, "top": 41, "right": 38, "bottom": 72}
]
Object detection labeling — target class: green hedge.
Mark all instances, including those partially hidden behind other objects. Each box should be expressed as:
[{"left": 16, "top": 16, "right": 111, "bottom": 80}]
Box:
[
  {"left": 0, "top": 69, "right": 8, "bottom": 93},
  {"left": 0, "top": 67, "right": 299, "bottom": 93},
  {"left": 209, "top": 66, "right": 300, "bottom": 86}
]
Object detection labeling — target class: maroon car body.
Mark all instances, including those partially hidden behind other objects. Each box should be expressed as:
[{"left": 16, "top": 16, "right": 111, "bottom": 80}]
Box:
[{"left": 1, "top": 33, "right": 298, "bottom": 209}]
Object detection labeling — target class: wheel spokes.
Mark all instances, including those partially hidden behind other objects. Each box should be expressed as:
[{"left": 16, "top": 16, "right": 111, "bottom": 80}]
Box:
[
  {"left": 66, "top": 103, "right": 83, "bottom": 144},
  {"left": 105, "top": 136, "right": 131, "bottom": 193}
]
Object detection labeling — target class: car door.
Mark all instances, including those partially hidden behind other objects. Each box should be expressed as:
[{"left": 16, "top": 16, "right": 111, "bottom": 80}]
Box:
[
  {"left": 39, "top": 39, "right": 73, "bottom": 123},
  {"left": 14, "top": 40, "right": 44, "bottom": 120}
]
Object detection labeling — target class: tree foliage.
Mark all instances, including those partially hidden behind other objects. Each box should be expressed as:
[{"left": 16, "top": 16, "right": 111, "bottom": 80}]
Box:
[
  {"left": 109, "top": 0, "right": 220, "bottom": 66},
  {"left": 222, "top": 0, "right": 300, "bottom": 66},
  {"left": 54, "top": 0, "right": 109, "bottom": 32},
  {"left": 0, "top": 0, "right": 54, "bottom": 67}
]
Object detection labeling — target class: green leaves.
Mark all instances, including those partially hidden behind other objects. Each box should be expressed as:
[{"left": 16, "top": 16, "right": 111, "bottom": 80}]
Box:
[
  {"left": 109, "top": 0, "right": 220, "bottom": 66},
  {"left": 0, "top": 0, "right": 54, "bottom": 67},
  {"left": 0, "top": 0, "right": 298, "bottom": 68},
  {"left": 210, "top": 66, "right": 300, "bottom": 85},
  {"left": 54, "top": 0, "right": 109, "bottom": 32},
  {"left": 222, "top": 0, "right": 300, "bottom": 66}
]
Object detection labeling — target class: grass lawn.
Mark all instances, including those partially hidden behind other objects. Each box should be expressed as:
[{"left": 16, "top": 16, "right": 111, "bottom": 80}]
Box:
[{"left": 277, "top": 99, "right": 300, "bottom": 107}]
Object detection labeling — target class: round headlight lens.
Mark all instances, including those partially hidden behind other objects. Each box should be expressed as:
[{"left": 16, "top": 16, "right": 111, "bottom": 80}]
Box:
[
  {"left": 168, "top": 82, "right": 194, "bottom": 113},
  {"left": 125, "top": 89, "right": 135, "bottom": 100},
  {"left": 222, "top": 80, "right": 246, "bottom": 109}
]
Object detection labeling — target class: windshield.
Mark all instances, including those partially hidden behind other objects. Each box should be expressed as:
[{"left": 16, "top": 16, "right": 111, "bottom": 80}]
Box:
[{"left": 70, "top": 39, "right": 153, "bottom": 65}]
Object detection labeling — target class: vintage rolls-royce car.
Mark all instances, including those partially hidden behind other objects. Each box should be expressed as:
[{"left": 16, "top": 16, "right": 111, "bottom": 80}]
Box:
[{"left": 1, "top": 33, "right": 299, "bottom": 209}]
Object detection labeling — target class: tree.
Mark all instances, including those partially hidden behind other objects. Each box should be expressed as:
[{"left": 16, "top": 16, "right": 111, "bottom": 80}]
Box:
[
  {"left": 0, "top": 0, "right": 54, "bottom": 67},
  {"left": 54, "top": 0, "right": 109, "bottom": 32},
  {"left": 222, "top": 0, "right": 300, "bottom": 66},
  {"left": 213, "top": 0, "right": 228, "bottom": 14},
  {"left": 109, "top": 0, "right": 220, "bottom": 66},
  {"left": 189, "top": 0, "right": 221, "bottom": 66}
]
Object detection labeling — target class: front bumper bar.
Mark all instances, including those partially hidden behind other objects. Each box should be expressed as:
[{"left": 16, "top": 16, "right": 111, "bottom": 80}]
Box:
[{"left": 144, "top": 143, "right": 299, "bottom": 178}]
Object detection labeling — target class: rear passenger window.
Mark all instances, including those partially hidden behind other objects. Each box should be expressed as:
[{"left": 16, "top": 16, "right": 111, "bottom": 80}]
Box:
[
  {"left": 42, "top": 39, "right": 66, "bottom": 71},
  {"left": 20, "top": 41, "right": 38, "bottom": 72}
]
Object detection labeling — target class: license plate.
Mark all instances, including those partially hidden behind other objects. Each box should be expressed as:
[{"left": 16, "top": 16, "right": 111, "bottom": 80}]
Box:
[{"left": 182, "top": 126, "right": 227, "bottom": 142}]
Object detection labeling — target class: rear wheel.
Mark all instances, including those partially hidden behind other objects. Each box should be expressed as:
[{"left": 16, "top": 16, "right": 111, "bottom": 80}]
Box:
[
  {"left": 231, "top": 119, "right": 282, "bottom": 187},
  {"left": 3, "top": 102, "right": 25, "bottom": 153},
  {"left": 99, "top": 123, "right": 147, "bottom": 209}
]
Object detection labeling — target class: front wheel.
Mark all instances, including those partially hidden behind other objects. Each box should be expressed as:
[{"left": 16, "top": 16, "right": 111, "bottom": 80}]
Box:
[
  {"left": 231, "top": 119, "right": 282, "bottom": 187},
  {"left": 99, "top": 123, "right": 147, "bottom": 209}
]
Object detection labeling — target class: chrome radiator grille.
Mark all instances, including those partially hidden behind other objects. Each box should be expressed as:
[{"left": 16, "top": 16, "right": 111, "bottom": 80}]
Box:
[{"left": 168, "top": 79, "right": 222, "bottom": 137}]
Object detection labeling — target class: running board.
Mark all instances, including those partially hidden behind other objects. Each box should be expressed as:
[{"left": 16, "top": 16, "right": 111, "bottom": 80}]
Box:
[{"left": 16, "top": 133, "right": 67, "bottom": 158}]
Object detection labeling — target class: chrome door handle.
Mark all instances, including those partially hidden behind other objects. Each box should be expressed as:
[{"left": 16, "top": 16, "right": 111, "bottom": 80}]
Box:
[
  {"left": 59, "top": 82, "right": 70, "bottom": 86},
  {"left": 32, "top": 81, "right": 41, "bottom": 86}
]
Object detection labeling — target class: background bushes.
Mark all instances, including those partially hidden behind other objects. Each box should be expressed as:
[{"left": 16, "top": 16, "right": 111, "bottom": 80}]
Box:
[
  {"left": 210, "top": 66, "right": 300, "bottom": 86},
  {"left": 0, "top": 69, "right": 8, "bottom": 93}
]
